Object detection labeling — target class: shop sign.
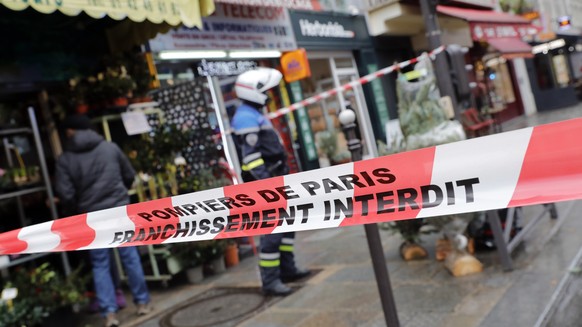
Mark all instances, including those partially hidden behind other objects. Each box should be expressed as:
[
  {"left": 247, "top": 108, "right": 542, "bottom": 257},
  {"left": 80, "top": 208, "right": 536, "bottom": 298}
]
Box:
[
  {"left": 149, "top": 3, "right": 297, "bottom": 52},
  {"left": 521, "top": 11, "right": 540, "bottom": 21},
  {"left": 289, "top": 11, "right": 372, "bottom": 49},
  {"left": 470, "top": 23, "right": 539, "bottom": 41},
  {"left": 196, "top": 60, "right": 258, "bottom": 77},
  {"left": 213, "top": 0, "right": 321, "bottom": 11},
  {"left": 280, "top": 49, "right": 311, "bottom": 83},
  {"left": 557, "top": 16, "right": 572, "bottom": 31},
  {"left": 299, "top": 19, "right": 355, "bottom": 38}
]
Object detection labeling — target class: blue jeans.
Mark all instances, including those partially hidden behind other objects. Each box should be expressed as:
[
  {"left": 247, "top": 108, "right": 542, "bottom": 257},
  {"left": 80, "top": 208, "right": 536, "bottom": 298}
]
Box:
[{"left": 90, "top": 247, "right": 150, "bottom": 316}]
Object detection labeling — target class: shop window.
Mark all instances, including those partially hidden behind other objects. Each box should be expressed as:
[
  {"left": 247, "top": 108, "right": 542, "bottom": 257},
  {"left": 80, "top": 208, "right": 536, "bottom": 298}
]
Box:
[
  {"left": 484, "top": 57, "right": 516, "bottom": 110},
  {"left": 318, "top": 0, "right": 357, "bottom": 13},
  {"left": 552, "top": 54, "right": 571, "bottom": 88},
  {"left": 533, "top": 54, "right": 555, "bottom": 90},
  {"left": 334, "top": 57, "right": 356, "bottom": 69},
  {"left": 570, "top": 51, "right": 582, "bottom": 80},
  {"left": 299, "top": 58, "right": 354, "bottom": 167}
]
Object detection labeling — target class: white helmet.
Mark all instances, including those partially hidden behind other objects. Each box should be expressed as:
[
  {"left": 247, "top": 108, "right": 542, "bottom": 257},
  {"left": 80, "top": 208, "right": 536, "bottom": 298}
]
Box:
[{"left": 235, "top": 67, "right": 283, "bottom": 105}]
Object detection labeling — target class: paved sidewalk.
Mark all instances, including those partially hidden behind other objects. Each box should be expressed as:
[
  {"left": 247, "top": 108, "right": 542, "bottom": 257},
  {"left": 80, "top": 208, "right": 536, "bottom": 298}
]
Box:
[{"left": 79, "top": 103, "right": 582, "bottom": 327}]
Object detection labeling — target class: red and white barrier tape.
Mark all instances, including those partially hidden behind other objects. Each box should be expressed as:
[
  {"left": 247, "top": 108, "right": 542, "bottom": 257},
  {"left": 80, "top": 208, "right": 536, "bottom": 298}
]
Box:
[
  {"left": 267, "top": 46, "right": 446, "bottom": 119},
  {"left": 217, "top": 46, "right": 445, "bottom": 136},
  {"left": 1, "top": 117, "right": 582, "bottom": 255}
]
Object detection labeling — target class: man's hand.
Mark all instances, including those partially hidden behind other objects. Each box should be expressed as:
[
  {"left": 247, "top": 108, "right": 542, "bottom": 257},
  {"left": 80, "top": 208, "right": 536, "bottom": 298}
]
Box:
[{"left": 46, "top": 197, "right": 60, "bottom": 208}]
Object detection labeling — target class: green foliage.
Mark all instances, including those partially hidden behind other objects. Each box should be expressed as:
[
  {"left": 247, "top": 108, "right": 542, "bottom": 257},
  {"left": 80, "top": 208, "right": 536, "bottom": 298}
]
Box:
[
  {"left": 0, "top": 297, "right": 48, "bottom": 327},
  {"left": 0, "top": 263, "right": 90, "bottom": 327},
  {"left": 377, "top": 139, "right": 406, "bottom": 157},
  {"left": 170, "top": 242, "right": 203, "bottom": 268},
  {"left": 331, "top": 150, "right": 352, "bottom": 164},
  {"left": 397, "top": 76, "right": 447, "bottom": 138},
  {"left": 127, "top": 52, "right": 156, "bottom": 98},
  {"left": 198, "top": 240, "right": 227, "bottom": 263},
  {"left": 498, "top": 0, "right": 534, "bottom": 14},
  {"left": 392, "top": 61, "right": 461, "bottom": 243},
  {"left": 125, "top": 124, "right": 192, "bottom": 174},
  {"left": 317, "top": 130, "right": 338, "bottom": 160},
  {"left": 379, "top": 219, "right": 432, "bottom": 244},
  {"left": 169, "top": 240, "right": 228, "bottom": 269},
  {"left": 178, "top": 167, "right": 232, "bottom": 194}
]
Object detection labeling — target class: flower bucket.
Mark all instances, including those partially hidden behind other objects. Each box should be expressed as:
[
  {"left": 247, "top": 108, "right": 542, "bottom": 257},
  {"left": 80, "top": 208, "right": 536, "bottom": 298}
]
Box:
[
  {"left": 186, "top": 266, "right": 204, "bottom": 284},
  {"left": 224, "top": 243, "right": 239, "bottom": 267}
]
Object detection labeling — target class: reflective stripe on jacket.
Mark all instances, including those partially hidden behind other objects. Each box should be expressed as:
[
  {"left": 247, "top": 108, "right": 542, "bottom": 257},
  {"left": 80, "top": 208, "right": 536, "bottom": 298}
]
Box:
[{"left": 231, "top": 103, "right": 288, "bottom": 182}]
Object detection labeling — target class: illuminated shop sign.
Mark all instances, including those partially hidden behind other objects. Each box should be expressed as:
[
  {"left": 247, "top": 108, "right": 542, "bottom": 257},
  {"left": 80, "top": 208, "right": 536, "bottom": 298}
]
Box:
[
  {"left": 196, "top": 60, "right": 258, "bottom": 76},
  {"left": 558, "top": 16, "right": 572, "bottom": 31},
  {"left": 471, "top": 23, "right": 539, "bottom": 41},
  {"left": 298, "top": 19, "right": 355, "bottom": 38},
  {"left": 289, "top": 11, "right": 371, "bottom": 49}
]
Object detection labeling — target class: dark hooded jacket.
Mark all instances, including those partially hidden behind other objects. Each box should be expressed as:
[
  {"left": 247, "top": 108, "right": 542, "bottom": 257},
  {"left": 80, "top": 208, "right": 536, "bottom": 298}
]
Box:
[{"left": 55, "top": 129, "right": 135, "bottom": 214}]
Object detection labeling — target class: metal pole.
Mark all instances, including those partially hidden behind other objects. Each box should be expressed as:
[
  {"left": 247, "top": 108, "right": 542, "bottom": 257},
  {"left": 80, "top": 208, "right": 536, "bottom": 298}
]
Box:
[
  {"left": 419, "top": 0, "right": 460, "bottom": 120},
  {"left": 339, "top": 108, "right": 400, "bottom": 327},
  {"left": 207, "top": 76, "right": 242, "bottom": 184},
  {"left": 28, "top": 107, "right": 72, "bottom": 276},
  {"left": 486, "top": 210, "right": 513, "bottom": 271}
]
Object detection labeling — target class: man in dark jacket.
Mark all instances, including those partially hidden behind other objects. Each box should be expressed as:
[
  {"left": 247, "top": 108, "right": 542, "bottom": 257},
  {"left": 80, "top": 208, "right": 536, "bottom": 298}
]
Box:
[{"left": 55, "top": 115, "right": 151, "bottom": 327}]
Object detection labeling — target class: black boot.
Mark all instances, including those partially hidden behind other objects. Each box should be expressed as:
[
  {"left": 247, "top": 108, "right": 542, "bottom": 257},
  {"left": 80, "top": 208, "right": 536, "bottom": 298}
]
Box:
[
  {"left": 262, "top": 280, "right": 293, "bottom": 296},
  {"left": 281, "top": 268, "right": 311, "bottom": 283}
]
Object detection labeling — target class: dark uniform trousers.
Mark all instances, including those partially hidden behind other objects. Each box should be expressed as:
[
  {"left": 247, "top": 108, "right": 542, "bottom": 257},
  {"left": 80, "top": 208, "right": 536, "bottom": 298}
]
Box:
[
  {"left": 231, "top": 103, "right": 299, "bottom": 289},
  {"left": 259, "top": 232, "right": 298, "bottom": 288}
]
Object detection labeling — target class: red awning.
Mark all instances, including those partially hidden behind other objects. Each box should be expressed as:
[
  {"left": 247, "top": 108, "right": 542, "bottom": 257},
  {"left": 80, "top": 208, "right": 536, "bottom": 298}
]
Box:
[
  {"left": 437, "top": 5, "right": 529, "bottom": 24},
  {"left": 437, "top": 5, "right": 540, "bottom": 41},
  {"left": 487, "top": 38, "right": 533, "bottom": 58}
]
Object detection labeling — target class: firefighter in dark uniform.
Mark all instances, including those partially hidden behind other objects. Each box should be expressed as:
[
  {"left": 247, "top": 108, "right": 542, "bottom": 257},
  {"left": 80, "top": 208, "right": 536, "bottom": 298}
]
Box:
[{"left": 232, "top": 67, "right": 310, "bottom": 296}]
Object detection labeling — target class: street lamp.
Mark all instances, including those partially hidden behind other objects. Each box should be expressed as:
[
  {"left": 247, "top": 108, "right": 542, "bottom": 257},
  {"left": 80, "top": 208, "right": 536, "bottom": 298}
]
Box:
[
  {"left": 339, "top": 106, "right": 400, "bottom": 327},
  {"left": 338, "top": 107, "right": 362, "bottom": 161}
]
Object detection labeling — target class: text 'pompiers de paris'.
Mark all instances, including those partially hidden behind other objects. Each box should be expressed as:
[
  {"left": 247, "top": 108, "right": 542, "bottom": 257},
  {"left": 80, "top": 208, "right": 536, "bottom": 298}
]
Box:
[{"left": 110, "top": 168, "right": 480, "bottom": 245}]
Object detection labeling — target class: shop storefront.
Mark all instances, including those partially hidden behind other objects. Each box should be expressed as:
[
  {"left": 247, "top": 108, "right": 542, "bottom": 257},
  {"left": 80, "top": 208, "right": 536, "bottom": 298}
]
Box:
[
  {"left": 526, "top": 36, "right": 581, "bottom": 110},
  {"left": 150, "top": 6, "right": 383, "bottom": 173},
  {"left": 148, "top": 2, "right": 303, "bottom": 177},
  {"left": 286, "top": 10, "right": 381, "bottom": 170},
  {"left": 436, "top": 5, "right": 540, "bottom": 122},
  {"left": 503, "top": 0, "right": 582, "bottom": 110},
  {"left": 366, "top": 1, "right": 540, "bottom": 123},
  {"left": 0, "top": 2, "right": 216, "bottom": 323}
]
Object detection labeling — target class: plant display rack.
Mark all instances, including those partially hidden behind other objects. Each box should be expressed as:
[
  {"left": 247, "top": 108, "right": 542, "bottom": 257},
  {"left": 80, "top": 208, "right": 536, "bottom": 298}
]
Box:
[{"left": 0, "top": 107, "right": 71, "bottom": 275}]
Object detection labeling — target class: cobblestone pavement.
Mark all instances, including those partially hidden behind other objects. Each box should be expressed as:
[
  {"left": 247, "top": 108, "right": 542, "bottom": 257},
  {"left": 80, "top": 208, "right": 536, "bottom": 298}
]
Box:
[{"left": 79, "top": 103, "right": 582, "bottom": 327}]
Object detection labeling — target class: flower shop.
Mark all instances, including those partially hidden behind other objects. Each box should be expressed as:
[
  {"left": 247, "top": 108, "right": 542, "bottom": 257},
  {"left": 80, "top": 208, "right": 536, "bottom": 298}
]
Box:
[{"left": 0, "top": 2, "right": 255, "bottom": 325}]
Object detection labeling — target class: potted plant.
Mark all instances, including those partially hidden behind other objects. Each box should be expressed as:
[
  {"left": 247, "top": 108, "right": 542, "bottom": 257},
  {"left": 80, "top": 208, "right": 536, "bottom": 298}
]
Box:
[
  {"left": 124, "top": 124, "right": 193, "bottom": 201},
  {"left": 0, "top": 263, "right": 90, "bottom": 327},
  {"left": 68, "top": 77, "right": 90, "bottom": 114},
  {"left": 170, "top": 242, "right": 204, "bottom": 284},
  {"left": 199, "top": 240, "right": 227, "bottom": 275},
  {"left": 224, "top": 240, "right": 239, "bottom": 268},
  {"left": 317, "top": 130, "right": 338, "bottom": 164},
  {"left": 128, "top": 52, "right": 157, "bottom": 103},
  {"left": 87, "top": 65, "right": 136, "bottom": 108}
]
